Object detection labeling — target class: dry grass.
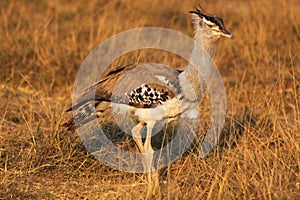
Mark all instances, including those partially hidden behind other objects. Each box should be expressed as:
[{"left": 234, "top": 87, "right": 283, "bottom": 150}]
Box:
[{"left": 1, "top": 0, "right": 300, "bottom": 199}]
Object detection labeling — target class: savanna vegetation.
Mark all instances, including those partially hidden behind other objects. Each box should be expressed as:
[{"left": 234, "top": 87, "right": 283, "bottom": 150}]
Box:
[{"left": 0, "top": 0, "right": 299, "bottom": 199}]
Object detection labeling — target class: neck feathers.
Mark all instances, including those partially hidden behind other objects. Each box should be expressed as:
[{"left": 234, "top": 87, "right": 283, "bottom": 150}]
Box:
[{"left": 179, "top": 23, "right": 217, "bottom": 101}]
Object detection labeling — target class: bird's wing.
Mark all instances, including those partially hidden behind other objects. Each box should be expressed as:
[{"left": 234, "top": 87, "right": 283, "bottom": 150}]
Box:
[
  {"left": 69, "top": 63, "right": 183, "bottom": 111},
  {"left": 63, "top": 63, "right": 182, "bottom": 129},
  {"left": 67, "top": 64, "right": 137, "bottom": 111}
]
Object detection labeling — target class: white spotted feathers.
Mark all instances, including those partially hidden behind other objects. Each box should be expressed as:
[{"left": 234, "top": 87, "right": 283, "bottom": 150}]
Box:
[{"left": 128, "top": 83, "right": 175, "bottom": 108}]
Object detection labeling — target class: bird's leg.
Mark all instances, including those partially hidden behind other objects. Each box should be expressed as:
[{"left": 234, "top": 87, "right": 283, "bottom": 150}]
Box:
[
  {"left": 152, "top": 170, "right": 161, "bottom": 199},
  {"left": 144, "top": 121, "right": 155, "bottom": 172},
  {"left": 144, "top": 121, "right": 160, "bottom": 198},
  {"left": 132, "top": 122, "right": 145, "bottom": 153}
]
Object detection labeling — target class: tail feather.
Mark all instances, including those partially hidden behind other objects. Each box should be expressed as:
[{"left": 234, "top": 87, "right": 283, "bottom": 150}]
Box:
[{"left": 62, "top": 101, "right": 100, "bottom": 131}]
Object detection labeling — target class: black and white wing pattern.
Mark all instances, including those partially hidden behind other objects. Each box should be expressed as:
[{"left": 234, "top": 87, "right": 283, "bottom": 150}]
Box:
[{"left": 63, "top": 63, "right": 182, "bottom": 130}]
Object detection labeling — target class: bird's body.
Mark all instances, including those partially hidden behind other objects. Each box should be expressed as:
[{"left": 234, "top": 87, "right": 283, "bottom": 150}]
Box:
[
  {"left": 63, "top": 6, "right": 233, "bottom": 198},
  {"left": 65, "top": 63, "right": 183, "bottom": 128}
]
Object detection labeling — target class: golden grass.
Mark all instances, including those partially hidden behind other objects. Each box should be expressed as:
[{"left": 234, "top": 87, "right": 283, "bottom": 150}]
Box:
[{"left": 0, "top": 0, "right": 299, "bottom": 199}]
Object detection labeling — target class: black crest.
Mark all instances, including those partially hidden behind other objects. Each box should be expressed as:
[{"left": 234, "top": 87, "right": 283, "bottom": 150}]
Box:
[{"left": 189, "top": 5, "right": 225, "bottom": 29}]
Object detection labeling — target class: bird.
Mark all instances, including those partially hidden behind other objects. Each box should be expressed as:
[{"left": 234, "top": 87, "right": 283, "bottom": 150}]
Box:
[{"left": 63, "top": 5, "right": 234, "bottom": 198}]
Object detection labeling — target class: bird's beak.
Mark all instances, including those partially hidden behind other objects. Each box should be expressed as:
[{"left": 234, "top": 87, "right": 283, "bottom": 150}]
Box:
[{"left": 221, "top": 29, "right": 234, "bottom": 39}]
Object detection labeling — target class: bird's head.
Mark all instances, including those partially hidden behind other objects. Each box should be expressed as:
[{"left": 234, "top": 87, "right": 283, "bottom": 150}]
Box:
[{"left": 190, "top": 6, "right": 234, "bottom": 40}]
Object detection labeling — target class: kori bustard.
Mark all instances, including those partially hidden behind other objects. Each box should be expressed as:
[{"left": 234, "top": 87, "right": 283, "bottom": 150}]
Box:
[{"left": 64, "top": 6, "right": 233, "bottom": 198}]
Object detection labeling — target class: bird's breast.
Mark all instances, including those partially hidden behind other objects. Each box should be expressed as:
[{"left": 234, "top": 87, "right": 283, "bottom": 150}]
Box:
[{"left": 133, "top": 96, "right": 182, "bottom": 123}]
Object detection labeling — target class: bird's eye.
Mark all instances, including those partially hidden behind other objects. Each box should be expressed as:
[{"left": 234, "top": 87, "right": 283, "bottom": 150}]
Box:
[{"left": 206, "top": 24, "right": 214, "bottom": 28}]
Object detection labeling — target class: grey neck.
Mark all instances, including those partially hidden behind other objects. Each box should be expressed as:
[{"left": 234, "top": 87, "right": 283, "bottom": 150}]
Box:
[
  {"left": 179, "top": 33, "right": 217, "bottom": 101},
  {"left": 193, "top": 31, "right": 218, "bottom": 58}
]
